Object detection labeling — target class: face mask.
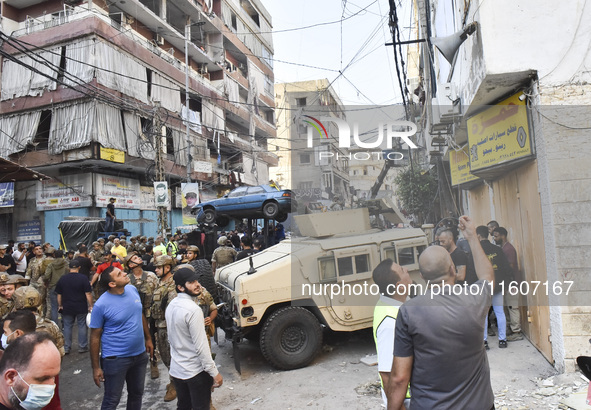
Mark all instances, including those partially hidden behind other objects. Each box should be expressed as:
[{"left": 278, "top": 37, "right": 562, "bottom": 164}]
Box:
[
  {"left": 1, "top": 330, "right": 15, "bottom": 349},
  {"left": 11, "top": 372, "right": 55, "bottom": 410}
]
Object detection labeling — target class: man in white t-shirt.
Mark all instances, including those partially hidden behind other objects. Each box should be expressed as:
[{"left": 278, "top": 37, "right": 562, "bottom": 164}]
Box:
[
  {"left": 372, "top": 259, "right": 412, "bottom": 408},
  {"left": 12, "top": 243, "right": 27, "bottom": 276}
]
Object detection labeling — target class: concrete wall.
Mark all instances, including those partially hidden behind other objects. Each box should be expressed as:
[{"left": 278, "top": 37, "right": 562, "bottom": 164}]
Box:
[{"left": 538, "top": 83, "right": 591, "bottom": 371}]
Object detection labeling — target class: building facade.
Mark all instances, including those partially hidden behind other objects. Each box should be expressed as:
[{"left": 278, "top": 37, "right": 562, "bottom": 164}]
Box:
[
  {"left": 271, "top": 79, "right": 350, "bottom": 212},
  {"left": 409, "top": 0, "right": 591, "bottom": 372},
  {"left": 0, "top": 0, "right": 276, "bottom": 245}
]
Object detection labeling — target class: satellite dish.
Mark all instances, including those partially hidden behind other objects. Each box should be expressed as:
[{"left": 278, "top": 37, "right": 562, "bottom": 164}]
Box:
[{"left": 430, "top": 22, "right": 478, "bottom": 64}]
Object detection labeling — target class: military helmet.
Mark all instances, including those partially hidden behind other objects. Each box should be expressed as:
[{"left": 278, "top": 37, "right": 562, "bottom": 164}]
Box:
[
  {"left": 13, "top": 286, "right": 42, "bottom": 310},
  {"left": 153, "top": 255, "right": 174, "bottom": 267},
  {"left": 0, "top": 274, "right": 9, "bottom": 285},
  {"left": 124, "top": 252, "right": 140, "bottom": 267},
  {"left": 173, "top": 263, "right": 195, "bottom": 273},
  {"left": 186, "top": 245, "right": 200, "bottom": 254}
]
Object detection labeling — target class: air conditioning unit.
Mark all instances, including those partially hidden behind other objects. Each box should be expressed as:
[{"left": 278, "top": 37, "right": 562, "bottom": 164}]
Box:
[{"left": 154, "top": 34, "right": 165, "bottom": 45}]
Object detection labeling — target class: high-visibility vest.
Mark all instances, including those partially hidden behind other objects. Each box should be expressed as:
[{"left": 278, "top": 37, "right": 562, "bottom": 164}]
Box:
[{"left": 373, "top": 300, "right": 411, "bottom": 399}]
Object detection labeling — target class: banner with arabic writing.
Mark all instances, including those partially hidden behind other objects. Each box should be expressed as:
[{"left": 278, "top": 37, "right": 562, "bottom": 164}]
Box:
[{"left": 466, "top": 92, "right": 533, "bottom": 172}]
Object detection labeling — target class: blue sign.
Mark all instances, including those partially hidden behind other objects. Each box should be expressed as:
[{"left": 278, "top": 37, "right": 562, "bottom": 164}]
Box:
[
  {"left": 0, "top": 182, "right": 14, "bottom": 207},
  {"left": 16, "top": 220, "right": 42, "bottom": 242}
]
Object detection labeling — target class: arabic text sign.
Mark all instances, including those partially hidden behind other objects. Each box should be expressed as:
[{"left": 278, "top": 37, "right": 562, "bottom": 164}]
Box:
[
  {"left": 467, "top": 93, "right": 533, "bottom": 171},
  {"left": 36, "top": 175, "right": 92, "bottom": 211},
  {"left": 16, "top": 220, "right": 42, "bottom": 242},
  {"left": 449, "top": 147, "right": 480, "bottom": 186},
  {"left": 100, "top": 147, "right": 125, "bottom": 164},
  {"left": 95, "top": 174, "right": 140, "bottom": 209}
]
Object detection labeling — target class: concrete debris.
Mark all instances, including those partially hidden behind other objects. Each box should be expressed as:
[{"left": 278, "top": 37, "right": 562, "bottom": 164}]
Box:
[
  {"left": 250, "top": 397, "right": 262, "bottom": 404},
  {"left": 354, "top": 380, "right": 381, "bottom": 396},
  {"left": 360, "top": 354, "right": 378, "bottom": 366},
  {"left": 542, "top": 379, "right": 555, "bottom": 387}
]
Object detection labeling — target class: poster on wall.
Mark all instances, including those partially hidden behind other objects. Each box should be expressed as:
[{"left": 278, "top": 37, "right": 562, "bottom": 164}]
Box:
[
  {"left": 181, "top": 183, "right": 200, "bottom": 225},
  {"left": 153, "top": 181, "right": 170, "bottom": 207},
  {"left": 95, "top": 174, "right": 141, "bottom": 209},
  {"left": 36, "top": 175, "right": 92, "bottom": 211},
  {"left": 140, "top": 186, "right": 171, "bottom": 211},
  {"left": 0, "top": 182, "right": 14, "bottom": 207}
]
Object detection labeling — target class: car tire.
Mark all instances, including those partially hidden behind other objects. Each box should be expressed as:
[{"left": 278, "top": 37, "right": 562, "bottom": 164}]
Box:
[
  {"left": 260, "top": 307, "right": 322, "bottom": 370},
  {"left": 262, "top": 201, "right": 279, "bottom": 219},
  {"left": 203, "top": 209, "right": 216, "bottom": 224},
  {"left": 275, "top": 212, "right": 288, "bottom": 223}
]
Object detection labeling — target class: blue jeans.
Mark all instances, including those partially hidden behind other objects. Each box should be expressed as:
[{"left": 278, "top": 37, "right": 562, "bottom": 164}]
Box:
[
  {"left": 49, "top": 289, "right": 59, "bottom": 325},
  {"left": 63, "top": 313, "right": 88, "bottom": 352},
  {"left": 484, "top": 292, "right": 507, "bottom": 341},
  {"left": 105, "top": 216, "right": 114, "bottom": 232},
  {"left": 100, "top": 352, "right": 148, "bottom": 410}
]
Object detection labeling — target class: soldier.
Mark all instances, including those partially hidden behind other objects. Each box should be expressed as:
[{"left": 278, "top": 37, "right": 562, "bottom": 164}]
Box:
[
  {"left": 137, "top": 236, "right": 148, "bottom": 254},
  {"left": 151, "top": 255, "right": 177, "bottom": 402},
  {"left": 0, "top": 274, "right": 12, "bottom": 319},
  {"left": 211, "top": 236, "right": 237, "bottom": 273},
  {"left": 104, "top": 235, "right": 116, "bottom": 255},
  {"left": 126, "top": 252, "right": 159, "bottom": 379},
  {"left": 24, "top": 244, "right": 45, "bottom": 284},
  {"left": 127, "top": 236, "right": 137, "bottom": 253},
  {"left": 89, "top": 241, "right": 104, "bottom": 266},
  {"left": 12, "top": 286, "right": 66, "bottom": 357},
  {"left": 185, "top": 245, "right": 218, "bottom": 302}
]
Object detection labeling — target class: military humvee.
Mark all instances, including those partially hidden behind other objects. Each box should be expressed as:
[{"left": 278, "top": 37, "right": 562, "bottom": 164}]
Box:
[{"left": 216, "top": 208, "right": 428, "bottom": 371}]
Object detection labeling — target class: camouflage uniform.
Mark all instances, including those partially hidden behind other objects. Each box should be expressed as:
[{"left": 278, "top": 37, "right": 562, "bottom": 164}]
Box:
[
  {"left": 211, "top": 245, "right": 237, "bottom": 269},
  {"left": 13, "top": 286, "right": 66, "bottom": 357},
  {"left": 129, "top": 270, "right": 159, "bottom": 318},
  {"left": 195, "top": 288, "right": 217, "bottom": 349},
  {"left": 25, "top": 255, "right": 46, "bottom": 282},
  {"left": 89, "top": 247, "right": 104, "bottom": 266},
  {"left": 150, "top": 275, "right": 176, "bottom": 368},
  {"left": 0, "top": 274, "right": 12, "bottom": 319}
]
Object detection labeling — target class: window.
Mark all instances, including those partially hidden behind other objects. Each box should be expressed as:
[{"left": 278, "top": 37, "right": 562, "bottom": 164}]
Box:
[
  {"left": 299, "top": 153, "right": 311, "bottom": 164},
  {"left": 319, "top": 257, "right": 336, "bottom": 282},
  {"left": 247, "top": 186, "right": 265, "bottom": 195},
  {"left": 337, "top": 257, "right": 354, "bottom": 276},
  {"left": 262, "top": 46, "right": 273, "bottom": 69},
  {"left": 296, "top": 97, "right": 307, "bottom": 107},
  {"left": 228, "top": 186, "right": 248, "bottom": 198},
  {"left": 298, "top": 181, "right": 313, "bottom": 189},
  {"left": 355, "top": 254, "right": 370, "bottom": 273},
  {"left": 231, "top": 14, "right": 237, "bottom": 32},
  {"left": 397, "top": 247, "right": 415, "bottom": 266}
]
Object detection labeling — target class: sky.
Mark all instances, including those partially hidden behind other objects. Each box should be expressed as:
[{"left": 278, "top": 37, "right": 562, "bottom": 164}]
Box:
[{"left": 261, "top": 0, "right": 415, "bottom": 106}]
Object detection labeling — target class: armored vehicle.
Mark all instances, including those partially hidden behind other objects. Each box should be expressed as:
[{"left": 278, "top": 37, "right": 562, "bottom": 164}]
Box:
[{"left": 216, "top": 208, "right": 428, "bottom": 371}]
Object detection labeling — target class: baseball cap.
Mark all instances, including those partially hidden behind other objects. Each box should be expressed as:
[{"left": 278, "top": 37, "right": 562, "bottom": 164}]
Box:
[
  {"left": 173, "top": 267, "right": 200, "bottom": 288},
  {"left": 0, "top": 245, "right": 6, "bottom": 250},
  {"left": 69, "top": 259, "right": 81, "bottom": 268}
]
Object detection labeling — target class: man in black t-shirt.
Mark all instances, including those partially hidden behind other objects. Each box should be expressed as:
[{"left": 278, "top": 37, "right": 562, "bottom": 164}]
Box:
[
  {"left": 236, "top": 237, "right": 256, "bottom": 261},
  {"left": 56, "top": 259, "right": 93, "bottom": 354},
  {"left": 105, "top": 198, "right": 116, "bottom": 232},
  {"left": 0, "top": 245, "right": 15, "bottom": 275},
  {"left": 438, "top": 230, "right": 468, "bottom": 284},
  {"left": 75, "top": 245, "right": 95, "bottom": 280}
]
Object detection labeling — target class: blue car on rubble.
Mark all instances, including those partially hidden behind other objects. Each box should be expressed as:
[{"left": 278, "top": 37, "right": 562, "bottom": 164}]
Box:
[{"left": 194, "top": 184, "right": 296, "bottom": 225}]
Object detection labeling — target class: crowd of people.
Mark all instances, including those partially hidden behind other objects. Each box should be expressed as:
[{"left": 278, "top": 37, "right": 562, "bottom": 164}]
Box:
[
  {"left": 373, "top": 216, "right": 523, "bottom": 409},
  {"left": 0, "top": 229, "right": 263, "bottom": 410}
]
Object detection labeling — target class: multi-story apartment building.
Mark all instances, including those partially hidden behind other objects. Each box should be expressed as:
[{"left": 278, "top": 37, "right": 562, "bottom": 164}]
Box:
[
  {"left": 271, "top": 79, "right": 350, "bottom": 212},
  {"left": 0, "top": 0, "right": 276, "bottom": 245},
  {"left": 408, "top": 0, "right": 591, "bottom": 372}
]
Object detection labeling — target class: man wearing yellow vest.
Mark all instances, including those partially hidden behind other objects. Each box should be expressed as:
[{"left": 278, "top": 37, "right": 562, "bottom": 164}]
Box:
[{"left": 372, "top": 258, "right": 412, "bottom": 409}]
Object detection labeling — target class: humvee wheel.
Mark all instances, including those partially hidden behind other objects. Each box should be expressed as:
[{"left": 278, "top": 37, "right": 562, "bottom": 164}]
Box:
[{"left": 260, "top": 307, "right": 322, "bottom": 370}]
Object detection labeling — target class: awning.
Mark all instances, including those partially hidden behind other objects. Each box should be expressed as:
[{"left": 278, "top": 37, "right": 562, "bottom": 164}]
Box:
[{"left": 0, "top": 158, "right": 50, "bottom": 182}]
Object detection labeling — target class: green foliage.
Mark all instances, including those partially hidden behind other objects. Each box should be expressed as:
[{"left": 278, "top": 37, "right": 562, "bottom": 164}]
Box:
[{"left": 394, "top": 166, "right": 438, "bottom": 224}]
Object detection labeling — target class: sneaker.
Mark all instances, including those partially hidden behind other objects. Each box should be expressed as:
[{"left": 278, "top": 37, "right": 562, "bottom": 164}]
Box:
[
  {"left": 499, "top": 340, "right": 508, "bottom": 348},
  {"left": 506, "top": 333, "right": 524, "bottom": 341},
  {"left": 484, "top": 341, "right": 489, "bottom": 351}
]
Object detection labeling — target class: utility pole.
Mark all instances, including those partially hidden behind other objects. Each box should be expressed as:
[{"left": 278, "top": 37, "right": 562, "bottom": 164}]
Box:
[{"left": 153, "top": 105, "right": 169, "bottom": 236}]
